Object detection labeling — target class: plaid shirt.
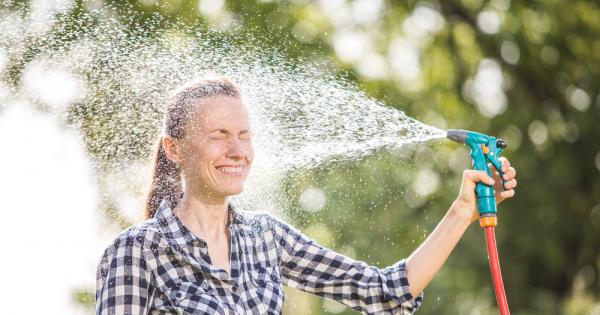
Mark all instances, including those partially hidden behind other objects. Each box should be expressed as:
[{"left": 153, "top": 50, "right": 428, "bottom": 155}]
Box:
[{"left": 96, "top": 198, "right": 423, "bottom": 314}]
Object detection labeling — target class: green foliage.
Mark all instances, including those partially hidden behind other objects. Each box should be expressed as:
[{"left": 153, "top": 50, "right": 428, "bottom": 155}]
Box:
[
  {"left": 72, "top": 287, "right": 95, "bottom": 310},
  {"left": 7, "top": 0, "right": 599, "bottom": 313}
]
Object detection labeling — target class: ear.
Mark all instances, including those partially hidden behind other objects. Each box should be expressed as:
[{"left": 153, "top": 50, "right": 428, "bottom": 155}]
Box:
[{"left": 162, "top": 136, "right": 183, "bottom": 164}]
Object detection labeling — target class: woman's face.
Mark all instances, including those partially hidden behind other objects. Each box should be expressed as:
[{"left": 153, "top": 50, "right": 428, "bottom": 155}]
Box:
[{"left": 168, "top": 95, "right": 254, "bottom": 198}]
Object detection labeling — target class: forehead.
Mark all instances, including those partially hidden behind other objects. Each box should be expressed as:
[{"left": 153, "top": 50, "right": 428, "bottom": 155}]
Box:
[{"left": 187, "top": 95, "right": 250, "bottom": 131}]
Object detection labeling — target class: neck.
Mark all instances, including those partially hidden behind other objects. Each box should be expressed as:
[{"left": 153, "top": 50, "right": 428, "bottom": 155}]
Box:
[{"left": 173, "top": 187, "right": 229, "bottom": 241}]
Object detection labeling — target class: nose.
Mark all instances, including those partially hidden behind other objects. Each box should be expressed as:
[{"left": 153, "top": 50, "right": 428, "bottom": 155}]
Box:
[{"left": 226, "top": 138, "right": 252, "bottom": 160}]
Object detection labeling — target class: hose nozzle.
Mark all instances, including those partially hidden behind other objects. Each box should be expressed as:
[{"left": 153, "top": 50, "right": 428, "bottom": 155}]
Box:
[
  {"left": 445, "top": 129, "right": 509, "bottom": 217},
  {"left": 447, "top": 129, "right": 467, "bottom": 144}
]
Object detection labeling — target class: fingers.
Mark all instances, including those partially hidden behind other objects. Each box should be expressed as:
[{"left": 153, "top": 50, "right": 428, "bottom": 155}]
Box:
[
  {"left": 499, "top": 157, "right": 510, "bottom": 172},
  {"left": 503, "top": 178, "right": 517, "bottom": 189},
  {"left": 502, "top": 166, "right": 516, "bottom": 181},
  {"left": 488, "top": 157, "right": 516, "bottom": 181},
  {"left": 498, "top": 189, "right": 515, "bottom": 199}
]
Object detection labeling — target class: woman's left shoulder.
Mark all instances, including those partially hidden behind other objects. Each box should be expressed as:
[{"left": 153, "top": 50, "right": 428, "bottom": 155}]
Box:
[
  {"left": 236, "top": 209, "right": 274, "bottom": 228},
  {"left": 234, "top": 209, "right": 297, "bottom": 238}
]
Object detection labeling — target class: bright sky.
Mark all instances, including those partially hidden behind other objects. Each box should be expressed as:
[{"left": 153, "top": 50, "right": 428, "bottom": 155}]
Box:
[{"left": 0, "top": 105, "right": 104, "bottom": 314}]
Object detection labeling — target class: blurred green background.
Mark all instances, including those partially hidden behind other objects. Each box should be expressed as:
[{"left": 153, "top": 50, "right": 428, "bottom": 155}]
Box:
[{"left": 3, "top": 0, "right": 600, "bottom": 314}]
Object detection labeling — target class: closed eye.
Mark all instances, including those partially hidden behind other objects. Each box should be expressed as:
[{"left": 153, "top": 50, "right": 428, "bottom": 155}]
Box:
[
  {"left": 208, "top": 129, "right": 251, "bottom": 140},
  {"left": 208, "top": 129, "right": 228, "bottom": 140},
  {"left": 239, "top": 130, "right": 251, "bottom": 140}
]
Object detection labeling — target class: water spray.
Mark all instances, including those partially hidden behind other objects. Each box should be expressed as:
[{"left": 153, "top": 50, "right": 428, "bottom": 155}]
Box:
[{"left": 446, "top": 129, "right": 510, "bottom": 315}]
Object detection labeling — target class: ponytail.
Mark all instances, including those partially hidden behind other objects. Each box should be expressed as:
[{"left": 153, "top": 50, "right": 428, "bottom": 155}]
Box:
[{"left": 144, "top": 137, "right": 182, "bottom": 219}]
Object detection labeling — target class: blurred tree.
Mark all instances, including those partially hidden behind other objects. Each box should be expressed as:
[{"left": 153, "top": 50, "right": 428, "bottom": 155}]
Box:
[{"left": 2, "top": 0, "right": 600, "bottom": 314}]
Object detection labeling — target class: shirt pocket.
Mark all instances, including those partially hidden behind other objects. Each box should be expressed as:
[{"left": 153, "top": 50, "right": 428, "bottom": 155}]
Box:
[
  {"left": 249, "top": 265, "right": 284, "bottom": 313},
  {"left": 165, "top": 280, "right": 225, "bottom": 314}
]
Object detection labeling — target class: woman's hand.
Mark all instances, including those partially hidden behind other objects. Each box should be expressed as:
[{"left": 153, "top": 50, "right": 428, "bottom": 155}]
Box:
[
  {"left": 451, "top": 157, "right": 517, "bottom": 224},
  {"left": 406, "top": 158, "right": 517, "bottom": 297}
]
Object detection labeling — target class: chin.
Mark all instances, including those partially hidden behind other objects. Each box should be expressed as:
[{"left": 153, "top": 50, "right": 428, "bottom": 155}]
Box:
[{"left": 218, "top": 184, "right": 245, "bottom": 197}]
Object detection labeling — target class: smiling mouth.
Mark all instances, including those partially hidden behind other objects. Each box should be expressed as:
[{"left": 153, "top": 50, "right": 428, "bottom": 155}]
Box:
[{"left": 215, "top": 166, "right": 244, "bottom": 176}]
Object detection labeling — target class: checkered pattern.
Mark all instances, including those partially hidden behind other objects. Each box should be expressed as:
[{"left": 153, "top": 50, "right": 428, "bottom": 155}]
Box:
[{"left": 96, "top": 198, "right": 423, "bottom": 314}]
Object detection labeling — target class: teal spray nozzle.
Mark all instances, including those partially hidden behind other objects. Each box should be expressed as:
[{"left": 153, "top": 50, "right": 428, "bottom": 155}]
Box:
[{"left": 447, "top": 129, "right": 508, "bottom": 219}]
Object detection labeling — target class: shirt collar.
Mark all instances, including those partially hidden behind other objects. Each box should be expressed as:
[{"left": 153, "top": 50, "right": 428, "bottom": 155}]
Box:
[{"left": 153, "top": 197, "right": 242, "bottom": 248}]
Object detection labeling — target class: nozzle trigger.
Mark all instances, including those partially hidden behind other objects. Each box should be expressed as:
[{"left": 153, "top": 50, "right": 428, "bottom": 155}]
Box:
[{"left": 486, "top": 139, "right": 508, "bottom": 190}]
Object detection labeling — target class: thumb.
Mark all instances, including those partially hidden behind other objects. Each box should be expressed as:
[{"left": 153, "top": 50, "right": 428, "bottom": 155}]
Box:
[{"left": 462, "top": 170, "right": 495, "bottom": 191}]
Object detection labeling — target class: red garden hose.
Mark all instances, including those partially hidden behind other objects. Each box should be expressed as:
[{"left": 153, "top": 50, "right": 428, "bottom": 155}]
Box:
[{"left": 484, "top": 225, "right": 510, "bottom": 315}]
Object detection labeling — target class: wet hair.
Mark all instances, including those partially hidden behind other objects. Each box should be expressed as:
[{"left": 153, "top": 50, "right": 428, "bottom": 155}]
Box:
[{"left": 144, "top": 75, "right": 241, "bottom": 219}]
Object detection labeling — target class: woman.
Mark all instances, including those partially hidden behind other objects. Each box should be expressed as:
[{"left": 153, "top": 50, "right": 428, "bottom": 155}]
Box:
[{"left": 96, "top": 76, "right": 517, "bottom": 315}]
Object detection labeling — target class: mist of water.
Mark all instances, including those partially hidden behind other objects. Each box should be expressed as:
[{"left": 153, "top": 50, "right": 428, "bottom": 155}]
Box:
[{"left": 0, "top": 2, "right": 445, "bottom": 313}]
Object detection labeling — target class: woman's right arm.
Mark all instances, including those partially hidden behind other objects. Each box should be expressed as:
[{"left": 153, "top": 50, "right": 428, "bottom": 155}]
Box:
[{"left": 96, "top": 234, "right": 154, "bottom": 315}]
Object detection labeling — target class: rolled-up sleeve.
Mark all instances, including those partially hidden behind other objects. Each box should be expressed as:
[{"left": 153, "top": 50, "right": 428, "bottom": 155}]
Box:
[
  {"left": 268, "top": 215, "right": 423, "bottom": 314},
  {"left": 96, "top": 233, "right": 154, "bottom": 315}
]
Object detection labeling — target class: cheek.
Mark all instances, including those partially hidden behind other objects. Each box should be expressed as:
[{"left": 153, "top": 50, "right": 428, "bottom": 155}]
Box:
[
  {"left": 208, "top": 144, "right": 227, "bottom": 158},
  {"left": 186, "top": 142, "right": 226, "bottom": 167},
  {"left": 245, "top": 143, "right": 255, "bottom": 160},
  {"left": 204, "top": 146, "right": 228, "bottom": 165}
]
